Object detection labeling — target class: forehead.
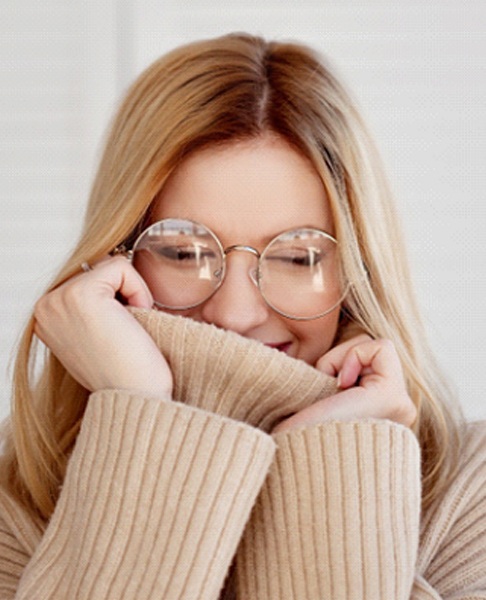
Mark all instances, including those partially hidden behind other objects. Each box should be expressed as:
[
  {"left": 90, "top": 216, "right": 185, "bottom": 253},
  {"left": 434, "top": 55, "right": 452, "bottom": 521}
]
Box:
[{"left": 152, "top": 136, "right": 333, "bottom": 244}]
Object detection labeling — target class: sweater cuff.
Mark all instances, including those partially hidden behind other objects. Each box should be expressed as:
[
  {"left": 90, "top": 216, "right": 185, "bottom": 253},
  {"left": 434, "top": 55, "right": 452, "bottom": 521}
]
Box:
[
  {"left": 17, "top": 391, "right": 275, "bottom": 600},
  {"left": 235, "top": 420, "right": 421, "bottom": 600}
]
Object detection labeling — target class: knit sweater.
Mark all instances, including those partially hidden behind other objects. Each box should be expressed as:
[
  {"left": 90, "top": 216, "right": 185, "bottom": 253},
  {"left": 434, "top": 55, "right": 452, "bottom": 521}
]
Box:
[{"left": 0, "top": 309, "right": 485, "bottom": 599}]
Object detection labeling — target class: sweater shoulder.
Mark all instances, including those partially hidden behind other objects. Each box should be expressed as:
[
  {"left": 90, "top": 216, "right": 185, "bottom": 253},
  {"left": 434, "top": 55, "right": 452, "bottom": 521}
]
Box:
[
  {"left": 417, "top": 421, "right": 486, "bottom": 592},
  {"left": 421, "top": 420, "right": 486, "bottom": 538},
  {"left": 0, "top": 481, "right": 44, "bottom": 559},
  {"left": 458, "top": 420, "right": 486, "bottom": 471},
  {"left": 443, "top": 420, "right": 486, "bottom": 501}
]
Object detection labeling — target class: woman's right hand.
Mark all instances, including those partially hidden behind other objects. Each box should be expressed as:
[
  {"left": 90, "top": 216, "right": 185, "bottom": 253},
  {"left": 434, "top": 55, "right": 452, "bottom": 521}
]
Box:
[{"left": 34, "top": 256, "right": 173, "bottom": 399}]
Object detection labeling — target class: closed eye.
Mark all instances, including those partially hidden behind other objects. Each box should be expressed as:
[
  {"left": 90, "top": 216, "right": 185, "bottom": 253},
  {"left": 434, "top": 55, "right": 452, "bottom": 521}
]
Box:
[
  {"left": 266, "top": 248, "right": 324, "bottom": 267},
  {"left": 154, "top": 245, "right": 216, "bottom": 262}
]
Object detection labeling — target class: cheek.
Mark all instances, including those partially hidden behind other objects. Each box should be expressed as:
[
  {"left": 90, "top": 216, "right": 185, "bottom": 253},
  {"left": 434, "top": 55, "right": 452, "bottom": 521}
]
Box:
[{"left": 291, "top": 308, "right": 341, "bottom": 365}]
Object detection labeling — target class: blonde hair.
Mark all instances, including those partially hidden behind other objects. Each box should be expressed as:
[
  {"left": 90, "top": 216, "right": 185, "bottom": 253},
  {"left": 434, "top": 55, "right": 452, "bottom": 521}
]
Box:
[{"left": 2, "top": 33, "right": 462, "bottom": 520}]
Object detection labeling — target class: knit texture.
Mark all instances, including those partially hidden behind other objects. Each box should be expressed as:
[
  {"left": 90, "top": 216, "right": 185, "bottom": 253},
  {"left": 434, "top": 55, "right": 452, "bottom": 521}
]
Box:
[
  {"left": 12, "top": 395, "right": 275, "bottom": 599},
  {"left": 0, "top": 308, "right": 485, "bottom": 599},
  {"left": 236, "top": 421, "right": 421, "bottom": 599},
  {"left": 129, "top": 308, "right": 338, "bottom": 431}
]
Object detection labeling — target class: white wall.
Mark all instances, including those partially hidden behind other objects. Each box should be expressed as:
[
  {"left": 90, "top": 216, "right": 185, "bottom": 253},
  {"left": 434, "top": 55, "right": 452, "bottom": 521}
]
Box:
[
  {"left": 1, "top": 2, "right": 485, "bottom": 421},
  {"left": 1, "top": 2, "right": 119, "bottom": 420}
]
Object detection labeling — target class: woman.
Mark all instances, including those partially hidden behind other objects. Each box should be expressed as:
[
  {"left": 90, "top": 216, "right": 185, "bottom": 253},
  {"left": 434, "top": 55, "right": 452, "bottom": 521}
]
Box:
[{"left": 0, "top": 33, "right": 485, "bottom": 599}]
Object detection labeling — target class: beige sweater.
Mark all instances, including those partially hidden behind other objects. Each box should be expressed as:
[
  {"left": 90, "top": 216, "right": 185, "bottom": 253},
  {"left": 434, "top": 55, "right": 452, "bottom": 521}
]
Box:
[{"left": 0, "top": 309, "right": 485, "bottom": 599}]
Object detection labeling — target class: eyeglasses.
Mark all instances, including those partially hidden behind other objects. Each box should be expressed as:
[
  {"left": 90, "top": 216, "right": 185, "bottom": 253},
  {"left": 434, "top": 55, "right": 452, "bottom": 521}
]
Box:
[{"left": 124, "top": 218, "right": 349, "bottom": 320}]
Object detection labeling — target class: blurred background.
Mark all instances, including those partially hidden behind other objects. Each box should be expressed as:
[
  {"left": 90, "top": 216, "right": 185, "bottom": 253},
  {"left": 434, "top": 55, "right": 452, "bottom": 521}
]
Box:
[{"left": 1, "top": 1, "right": 485, "bottom": 421}]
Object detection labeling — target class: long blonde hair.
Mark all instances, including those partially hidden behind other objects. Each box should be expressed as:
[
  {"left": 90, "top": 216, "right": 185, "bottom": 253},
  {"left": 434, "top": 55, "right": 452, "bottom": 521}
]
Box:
[{"left": 2, "top": 33, "right": 462, "bottom": 520}]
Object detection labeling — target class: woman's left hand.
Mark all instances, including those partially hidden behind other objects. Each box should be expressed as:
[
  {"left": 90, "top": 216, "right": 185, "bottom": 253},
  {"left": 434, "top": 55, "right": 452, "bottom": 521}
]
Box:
[{"left": 273, "top": 335, "right": 417, "bottom": 433}]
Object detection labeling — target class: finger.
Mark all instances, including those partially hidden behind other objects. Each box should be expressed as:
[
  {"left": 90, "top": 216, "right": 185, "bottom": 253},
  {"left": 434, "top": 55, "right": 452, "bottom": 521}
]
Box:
[
  {"left": 338, "top": 339, "right": 402, "bottom": 390},
  {"left": 316, "top": 334, "right": 373, "bottom": 377},
  {"left": 86, "top": 256, "right": 154, "bottom": 309},
  {"left": 273, "top": 387, "right": 374, "bottom": 432},
  {"left": 76, "top": 254, "right": 114, "bottom": 275}
]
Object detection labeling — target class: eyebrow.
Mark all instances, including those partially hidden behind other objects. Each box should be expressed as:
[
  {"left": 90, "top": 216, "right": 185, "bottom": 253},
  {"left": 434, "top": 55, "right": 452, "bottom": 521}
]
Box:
[{"left": 222, "top": 224, "right": 335, "bottom": 250}]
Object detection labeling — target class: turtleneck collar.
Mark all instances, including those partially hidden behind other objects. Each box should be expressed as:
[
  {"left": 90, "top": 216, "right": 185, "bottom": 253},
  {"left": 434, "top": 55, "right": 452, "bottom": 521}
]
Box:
[{"left": 129, "top": 308, "right": 337, "bottom": 432}]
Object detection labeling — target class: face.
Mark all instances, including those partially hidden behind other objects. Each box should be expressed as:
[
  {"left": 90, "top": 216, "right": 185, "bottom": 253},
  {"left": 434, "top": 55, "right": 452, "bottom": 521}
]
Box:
[{"left": 150, "top": 135, "right": 341, "bottom": 366}]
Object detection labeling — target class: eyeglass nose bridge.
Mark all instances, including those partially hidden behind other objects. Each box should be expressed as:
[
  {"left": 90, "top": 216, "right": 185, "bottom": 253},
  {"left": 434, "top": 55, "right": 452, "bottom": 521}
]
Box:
[
  {"left": 222, "top": 244, "right": 261, "bottom": 288},
  {"left": 224, "top": 244, "right": 261, "bottom": 258}
]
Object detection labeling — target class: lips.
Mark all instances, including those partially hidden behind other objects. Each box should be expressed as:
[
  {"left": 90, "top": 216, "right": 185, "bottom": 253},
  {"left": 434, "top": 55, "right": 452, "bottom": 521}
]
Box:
[{"left": 265, "top": 342, "right": 292, "bottom": 354}]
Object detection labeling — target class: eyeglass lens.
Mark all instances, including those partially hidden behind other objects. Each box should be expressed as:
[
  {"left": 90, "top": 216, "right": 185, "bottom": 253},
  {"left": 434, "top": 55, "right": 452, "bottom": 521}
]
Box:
[{"left": 131, "top": 218, "right": 346, "bottom": 320}]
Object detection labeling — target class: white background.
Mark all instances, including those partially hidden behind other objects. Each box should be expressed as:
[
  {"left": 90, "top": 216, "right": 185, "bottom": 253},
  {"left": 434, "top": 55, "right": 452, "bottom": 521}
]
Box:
[{"left": 1, "top": 1, "right": 485, "bottom": 421}]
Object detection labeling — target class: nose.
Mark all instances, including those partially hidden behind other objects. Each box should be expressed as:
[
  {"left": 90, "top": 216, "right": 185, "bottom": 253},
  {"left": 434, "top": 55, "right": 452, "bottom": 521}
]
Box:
[{"left": 200, "top": 252, "right": 270, "bottom": 334}]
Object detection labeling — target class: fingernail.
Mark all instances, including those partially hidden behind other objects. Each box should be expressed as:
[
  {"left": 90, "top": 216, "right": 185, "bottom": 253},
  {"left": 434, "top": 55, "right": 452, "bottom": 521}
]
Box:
[{"left": 337, "top": 371, "right": 342, "bottom": 388}]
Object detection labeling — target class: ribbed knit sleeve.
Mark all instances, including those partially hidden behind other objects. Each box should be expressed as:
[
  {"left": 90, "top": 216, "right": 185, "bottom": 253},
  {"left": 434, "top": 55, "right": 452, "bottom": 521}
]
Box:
[
  {"left": 235, "top": 420, "right": 422, "bottom": 599},
  {"left": 13, "top": 392, "right": 275, "bottom": 599}
]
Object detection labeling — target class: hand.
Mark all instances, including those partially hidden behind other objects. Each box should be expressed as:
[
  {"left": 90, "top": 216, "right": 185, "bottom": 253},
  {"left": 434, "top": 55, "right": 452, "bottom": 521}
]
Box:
[
  {"left": 273, "top": 335, "right": 417, "bottom": 433},
  {"left": 34, "top": 256, "right": 173, "bottom": 398}
]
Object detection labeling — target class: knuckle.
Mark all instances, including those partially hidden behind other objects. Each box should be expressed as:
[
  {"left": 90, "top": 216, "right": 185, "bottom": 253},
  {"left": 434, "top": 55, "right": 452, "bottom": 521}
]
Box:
[
  {"left": 334, "top": 333, "right": 373, "bottom": 353},
  {"left": 34, "top": 292, "right": 57, "bottom": 321},
  {"left": 355, "top": 333, "right": 373, "bottom": 341},
  {"left": 64, "top": 277, "right": 86, "bottom": 303},
  {"left": 111, "top": 254, "right": 131, "bottom": 269},
  {"left": 33, "top": 301, "right": 45, "bottom": 330},
  {"left": 33, "top": 294, "right": 54, "bottom": 340},
  {"left": 61, "top": 281, "right": 83, "bottom": 308},
  {"left": 376, "top": 338, "right": 395, "bottom": 351},
  {"left": 32, "top": 319, "right": 41, "bottom": 336},
  {"left": 36, "top": 279, "right": 85, "bottom": 318},
  {"left": 33, "top": 295, "right": 47, "bottom": 319}
]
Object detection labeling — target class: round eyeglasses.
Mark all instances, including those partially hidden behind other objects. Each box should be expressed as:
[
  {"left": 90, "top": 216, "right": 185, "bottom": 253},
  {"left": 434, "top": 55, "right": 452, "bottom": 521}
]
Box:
[{"left": 124, "top": 218, "right": 349, "bottom": 320}]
